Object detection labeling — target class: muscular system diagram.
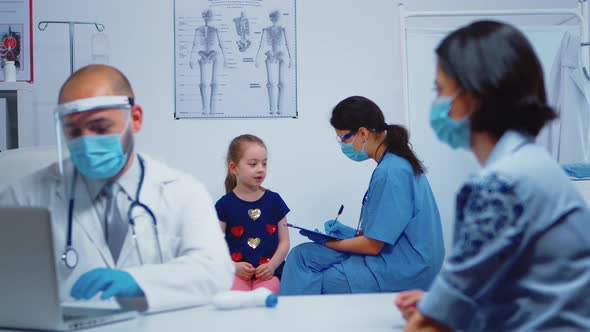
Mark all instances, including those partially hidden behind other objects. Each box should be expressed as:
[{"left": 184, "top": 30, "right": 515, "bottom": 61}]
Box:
[
  {"left": 255, "top": 10, "right": 292, "bottom": 115},
  {"left": 189, "top": 9, "right": 227, "bottom": 115}
]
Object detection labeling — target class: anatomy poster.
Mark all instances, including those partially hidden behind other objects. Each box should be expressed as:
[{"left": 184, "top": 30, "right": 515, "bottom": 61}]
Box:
[
  {"left": 174, "top": 0, "right": 297, "bottom": 119},
  {"left": 0, "top": 0, "right": 32, "bottom": 81}
]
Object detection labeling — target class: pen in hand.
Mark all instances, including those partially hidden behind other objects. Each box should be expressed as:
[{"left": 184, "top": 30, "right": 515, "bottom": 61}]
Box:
[{"left": 334, "top": 204, "right": 344, "bottom": 222}]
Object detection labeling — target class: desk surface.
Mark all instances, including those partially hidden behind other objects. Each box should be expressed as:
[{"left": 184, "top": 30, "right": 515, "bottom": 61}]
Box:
[{"left": 3, "top": 293, "right": 405, "bottom": 332}]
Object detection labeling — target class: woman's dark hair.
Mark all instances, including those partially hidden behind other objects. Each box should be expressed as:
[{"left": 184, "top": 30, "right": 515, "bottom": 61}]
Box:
[
  {"left": 436, "top": 20, "right": 556, "bottom": 138},
  {"left": 330, "top": 96, "right": 425, "bottom": 175}
]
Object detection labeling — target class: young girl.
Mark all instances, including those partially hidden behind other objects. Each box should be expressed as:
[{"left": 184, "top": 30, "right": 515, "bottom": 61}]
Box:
[{"left": 215, "top": 134, "right": 290, "bottom": 295}]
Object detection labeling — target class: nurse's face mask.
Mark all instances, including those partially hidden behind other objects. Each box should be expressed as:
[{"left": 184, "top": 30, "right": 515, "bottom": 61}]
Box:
[
  {"left": 54, "top": 96, "right": 135, "bottom": 179},
  {"left": 429, "top": 90, "right": 471, "bottom": 149},
  {"left": 338, "top": 130, "right": 370, "bottom": 162}
]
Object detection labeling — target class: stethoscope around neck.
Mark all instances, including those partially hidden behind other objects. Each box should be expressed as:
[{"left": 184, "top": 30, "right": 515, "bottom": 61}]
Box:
[
  {"left": 61, "top": 155, "right": 164, "bottom": 269},
  {"left": 355, "top": 152, "right": 387, "bottom": 236}
]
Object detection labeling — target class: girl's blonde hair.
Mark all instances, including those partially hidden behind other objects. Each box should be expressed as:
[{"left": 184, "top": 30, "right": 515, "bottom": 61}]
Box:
[{"left": 224, "top": 134, "right": 267, "bottom": 193}]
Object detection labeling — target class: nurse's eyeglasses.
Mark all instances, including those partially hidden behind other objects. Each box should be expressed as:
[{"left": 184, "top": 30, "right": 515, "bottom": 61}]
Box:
[{"left": 336, "top": 129, "right": 357, "bottom": 143}]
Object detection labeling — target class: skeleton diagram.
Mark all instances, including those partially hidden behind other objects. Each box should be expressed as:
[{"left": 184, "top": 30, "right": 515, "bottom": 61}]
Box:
[
  {"left": 233, "top": 11, "right": 251, "bottom": 52},
  {"left": 255, "top": 10, "right": 292, "bottom": 115},
  {"left": 189, "top": 9, "right": 226, "bottom": 115}
]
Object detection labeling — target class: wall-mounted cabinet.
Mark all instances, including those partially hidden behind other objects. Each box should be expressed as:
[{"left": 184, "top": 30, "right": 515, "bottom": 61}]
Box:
[{"left": 0, "top": 82, "right": 34, "bottom": 151}]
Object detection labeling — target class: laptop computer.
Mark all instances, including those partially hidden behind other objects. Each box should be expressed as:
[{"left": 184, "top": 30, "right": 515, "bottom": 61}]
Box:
[{"left": 0, "top": 207, "right": 137, "bottom": 331}]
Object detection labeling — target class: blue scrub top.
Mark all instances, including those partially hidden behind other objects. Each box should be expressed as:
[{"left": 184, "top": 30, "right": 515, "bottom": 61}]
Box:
[{"left": 343, "top": 152, "right": 445, "bottom": 292}]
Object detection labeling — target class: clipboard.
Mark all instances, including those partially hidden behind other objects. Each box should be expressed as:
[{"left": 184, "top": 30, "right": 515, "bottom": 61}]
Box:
[{"left": 285, "top": 223, "right": 347, "bottom": 240}]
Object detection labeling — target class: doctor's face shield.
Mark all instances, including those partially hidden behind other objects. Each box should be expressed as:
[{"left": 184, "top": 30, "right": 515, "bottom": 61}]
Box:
[{"left": 54, "top": 96, "right": 135, "bottom": 179}]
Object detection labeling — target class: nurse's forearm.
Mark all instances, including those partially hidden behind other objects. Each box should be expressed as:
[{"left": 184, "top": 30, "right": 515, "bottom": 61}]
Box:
[{"left": 325, "top": 236, "right": 384, "bottom": 255}]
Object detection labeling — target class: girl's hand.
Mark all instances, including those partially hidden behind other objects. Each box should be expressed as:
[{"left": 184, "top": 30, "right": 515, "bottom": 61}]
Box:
[
  {"left": 235, "top": 262, "right": 255, "bottom": 280},
  {"left": 254, "top": 262, "right": 276, "bottom": 281},
  {"left": 395, "top": 290, "right": 426, "bottom": 320}
]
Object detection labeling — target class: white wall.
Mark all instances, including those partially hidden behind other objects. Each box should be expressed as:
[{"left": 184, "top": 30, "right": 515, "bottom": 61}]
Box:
[
  {"left": 32, "top": 0, "right": 401, "bottom": 247},
  {"left": 31, "top": 0, "right": 583, "bottom": 249}
]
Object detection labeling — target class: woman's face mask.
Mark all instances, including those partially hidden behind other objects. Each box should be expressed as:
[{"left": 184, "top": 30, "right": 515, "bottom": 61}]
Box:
[
  {"left": 429, "top": 91, "right": 471, "bottom": 149},
  {"left": 339, "top": 134, "right": 370, "bottom": 162}
]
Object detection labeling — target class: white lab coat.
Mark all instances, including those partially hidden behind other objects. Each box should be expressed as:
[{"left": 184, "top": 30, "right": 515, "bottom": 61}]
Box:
[
  {"left": 539, "top": 31, "right": 590, "bottom": 164},
  {"left": 0, "top": 154, "right": 234, "bottom": 312}
]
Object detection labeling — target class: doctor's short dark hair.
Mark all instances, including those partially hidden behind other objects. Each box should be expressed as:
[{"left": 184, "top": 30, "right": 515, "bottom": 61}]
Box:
[
  {"left": 436, "top": 20, "right": 556, "bottom": 139},
  {"left": 330, "top": 96, "right": 425, "bottom": 175}
]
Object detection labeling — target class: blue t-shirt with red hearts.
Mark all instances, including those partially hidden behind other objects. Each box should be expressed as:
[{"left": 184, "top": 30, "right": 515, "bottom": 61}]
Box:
[{"left": 215, "top": 189, "right": 290, "bottom": 277}]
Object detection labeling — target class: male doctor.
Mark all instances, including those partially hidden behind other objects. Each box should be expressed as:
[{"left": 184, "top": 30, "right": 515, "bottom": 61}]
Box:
[{"left": 0, "top": 64, "right": 234, "bottom": 312}]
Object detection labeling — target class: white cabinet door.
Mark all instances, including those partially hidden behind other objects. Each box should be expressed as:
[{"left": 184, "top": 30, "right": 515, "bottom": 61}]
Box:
[{"left": 0, "top": 98, "right": 6, "bottom": 151}]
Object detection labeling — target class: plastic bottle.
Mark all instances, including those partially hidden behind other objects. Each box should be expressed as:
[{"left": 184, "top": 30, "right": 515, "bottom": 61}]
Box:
[
  {"left": 211, "top": 287, "right": 278, "bottom": 310},
  {"left": 3, "top": 61, "right": 16, "bottom": 82}
]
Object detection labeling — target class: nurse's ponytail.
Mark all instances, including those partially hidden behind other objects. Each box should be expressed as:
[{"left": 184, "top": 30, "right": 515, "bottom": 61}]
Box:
[
  {"left": 383, "top": 124, "right": 425, "bottom": 175},
  {"left": 224, "top": 134, "right": 267, "bottom": 194}
]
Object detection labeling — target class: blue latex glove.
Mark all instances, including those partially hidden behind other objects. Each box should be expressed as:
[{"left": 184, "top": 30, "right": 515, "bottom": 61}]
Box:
[
  {"left": 299, "top": 229, "right": 329, "bottom": 245},
  {"left": 70, "top": 268, "right": 145, "bottom": 300},
  {"left": 324, "top": 219, "right": 357, "bottom": 239},
  {"left": 563, "top": 163, "right": 590, "bottom": 179}
]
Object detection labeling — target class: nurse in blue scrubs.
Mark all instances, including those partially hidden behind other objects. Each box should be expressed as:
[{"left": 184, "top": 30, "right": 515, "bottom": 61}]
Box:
[{"left": 279, "top": 96, "right": 445, "bottom": 295}]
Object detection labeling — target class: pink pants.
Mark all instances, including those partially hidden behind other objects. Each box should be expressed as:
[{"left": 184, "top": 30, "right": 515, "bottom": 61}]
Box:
[{"left": 231, "top": 276, "right": 280, "bottom": 294}]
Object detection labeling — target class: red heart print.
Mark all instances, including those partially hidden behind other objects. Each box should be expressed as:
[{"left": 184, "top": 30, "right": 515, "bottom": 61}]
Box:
[
  {"left": 259, "top": 257, "right": 270, "bottom": 265},
  {"left": 266, "top": 224, "right": 277, "bottom": 235},
  {"left": 231, "top": 252, "right": 243, "bottom": 262},
  {"left": 231, "top": 226, "right": 244, "bottom": 237}
]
